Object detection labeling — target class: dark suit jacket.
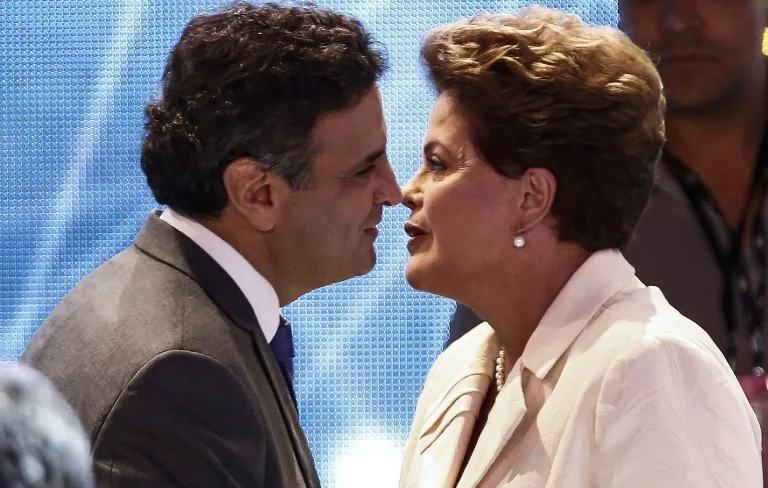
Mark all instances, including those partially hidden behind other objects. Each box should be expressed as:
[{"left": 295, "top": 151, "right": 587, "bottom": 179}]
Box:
[{"left": 21, "top": 211, "right": 320, "bottom": 488}]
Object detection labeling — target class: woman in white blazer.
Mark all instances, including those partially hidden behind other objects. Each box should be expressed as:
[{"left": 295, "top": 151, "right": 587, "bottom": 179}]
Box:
[{"left": 399, "top": 7, "right": 762, "bottom": 488}]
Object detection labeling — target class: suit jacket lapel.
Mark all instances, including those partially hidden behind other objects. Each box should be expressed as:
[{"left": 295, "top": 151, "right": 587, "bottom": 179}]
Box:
[
  {"left": 247, "top": 316, "right": 320, "bottom": 488},
  {"left": 133, "top": 211, "right": 319, "bottom": 487}
]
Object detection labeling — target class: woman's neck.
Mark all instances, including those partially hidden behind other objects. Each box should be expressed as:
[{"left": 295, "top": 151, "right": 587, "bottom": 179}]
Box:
[{"left": 468, "top": 242, "right": 590, "bottom": 363}]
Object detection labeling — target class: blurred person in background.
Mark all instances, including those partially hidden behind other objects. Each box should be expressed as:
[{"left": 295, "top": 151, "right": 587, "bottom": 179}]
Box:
[
  {"left": 0, "top": 362, "right": 93, "bottom": 488},
  {"left": 21, "top": 2, "right": 400, "bottom": 487},
  {"left": 617, "top": 0, "right": 768, "bottom": 375},
  {"left": 400, "top": 7, "right": 761, "bottom": 487}
]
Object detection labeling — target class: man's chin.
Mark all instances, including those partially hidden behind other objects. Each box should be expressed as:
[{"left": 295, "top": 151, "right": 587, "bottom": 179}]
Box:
[
  {"left": 358, "top": 258, "right": 376, "bottom": 277},
  {"left": 664, "top": 78, "right": 741, "bottom": 116},
  {"left": 323, "top": 256, "right": 377, "bottom": 286},
  {"left": 356, "top": 248, "right": 377, "bottom": 276}
]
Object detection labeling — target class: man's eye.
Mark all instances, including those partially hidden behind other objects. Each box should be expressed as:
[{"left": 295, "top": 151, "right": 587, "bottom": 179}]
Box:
[{"left": 355, "top": 165, "right": 375, "bottom": 177}]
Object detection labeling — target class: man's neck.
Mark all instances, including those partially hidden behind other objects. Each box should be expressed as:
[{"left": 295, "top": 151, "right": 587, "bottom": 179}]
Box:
[{"left": 200, "top": 211, "right": 304, "bottom": 307}]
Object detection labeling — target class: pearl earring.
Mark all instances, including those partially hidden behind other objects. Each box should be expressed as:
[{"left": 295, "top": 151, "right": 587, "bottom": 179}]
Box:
[{"left": 513, "top": 235, "right": 526, "bottom": 248}]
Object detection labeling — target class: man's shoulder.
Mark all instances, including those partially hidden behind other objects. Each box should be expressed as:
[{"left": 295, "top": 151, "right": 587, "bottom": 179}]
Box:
[
  {"left": 80, "top": 241, "right": 187, "bottom": 293},
  {"left": 20, "top": 242, "right": 241, "bottom": 430},
  {"left": 30, "top": 244, "right": 191, "bottom": 346}
]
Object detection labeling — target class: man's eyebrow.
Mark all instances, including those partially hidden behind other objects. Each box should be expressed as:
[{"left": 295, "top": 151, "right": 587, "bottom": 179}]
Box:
[{"left": 353, "top": 147, "right": 386, "bottom": 170}]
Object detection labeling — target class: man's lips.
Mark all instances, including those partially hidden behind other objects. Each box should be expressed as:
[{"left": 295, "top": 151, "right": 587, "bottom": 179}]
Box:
[{"left": 660, "top": 51, "right": 717, "bottom": 65}]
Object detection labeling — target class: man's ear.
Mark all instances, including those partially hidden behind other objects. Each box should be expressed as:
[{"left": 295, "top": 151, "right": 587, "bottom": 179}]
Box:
[{"left": 222, "top": 157, "right": 280, "bottom": 232}]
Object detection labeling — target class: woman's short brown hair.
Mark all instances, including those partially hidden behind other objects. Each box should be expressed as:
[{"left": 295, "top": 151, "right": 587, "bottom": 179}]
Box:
[{"left": 422, "top": 7, "right": 665, "bottom": 251}]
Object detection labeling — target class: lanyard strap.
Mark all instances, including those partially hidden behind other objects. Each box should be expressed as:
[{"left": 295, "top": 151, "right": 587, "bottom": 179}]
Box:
[{"left": 664, "top": 146, "right": 768, "bottom": 372}]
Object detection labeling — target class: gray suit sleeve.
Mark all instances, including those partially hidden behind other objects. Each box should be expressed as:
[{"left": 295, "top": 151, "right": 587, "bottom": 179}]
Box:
[
  {"left": 446, "top": 303, "right": 483, "bottom": 348},
  {"left": 92, "top": 350, "right": 271, "bottom": 488}
]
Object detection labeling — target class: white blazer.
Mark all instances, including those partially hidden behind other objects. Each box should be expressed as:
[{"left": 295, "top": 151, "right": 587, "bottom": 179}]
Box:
[{"left": 400, "top": 250, "right": 762, "bottom": 488}]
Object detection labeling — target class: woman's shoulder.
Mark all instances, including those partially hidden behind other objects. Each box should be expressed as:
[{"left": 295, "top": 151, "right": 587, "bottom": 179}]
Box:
[{"left": 583, "top": 284, "right": 732, "bottom": 378}]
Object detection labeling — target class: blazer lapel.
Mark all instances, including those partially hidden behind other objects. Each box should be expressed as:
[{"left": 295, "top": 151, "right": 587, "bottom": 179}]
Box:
[
  {"left": 456, "top": 362, "right": 529, "bottom": 488},
  {"left": 133, "top": 211, "right": 320, "bottom": 488},
  {"left": 415, "top": 328, "right": 497, "bottom": 488}
]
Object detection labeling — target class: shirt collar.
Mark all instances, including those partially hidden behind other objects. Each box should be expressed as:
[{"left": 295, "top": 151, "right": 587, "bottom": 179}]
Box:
[
  {"left": 520, "top": 249, "right": 638, "bottom": 380},
  {"left": 160, "top": 208, "right": 280, "bottom": 342}
]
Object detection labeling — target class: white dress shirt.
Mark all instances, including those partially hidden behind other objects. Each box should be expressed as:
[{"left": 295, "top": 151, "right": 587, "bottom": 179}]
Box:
[
  {"left": 160, "top": 208, "right": 280, "bottom": 342},
  {"left": 400, "top": 249, "right": 762, "bottom": 488}
]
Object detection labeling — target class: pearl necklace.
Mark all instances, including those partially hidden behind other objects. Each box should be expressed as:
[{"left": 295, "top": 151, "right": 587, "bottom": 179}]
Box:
[{"left": 495, "top": 347, "right": 506, "bottom": 392}]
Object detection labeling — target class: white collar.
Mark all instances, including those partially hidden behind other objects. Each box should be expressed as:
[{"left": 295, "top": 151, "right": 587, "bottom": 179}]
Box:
[
  {"left": 520, "top": 249, "right": 636, "bottom": 379},
  {"left": 160, "top": 208, "right": 280, "bottom": 342},
  {"left": 441, "top": 249, "right": 638, "bottom": 389}
]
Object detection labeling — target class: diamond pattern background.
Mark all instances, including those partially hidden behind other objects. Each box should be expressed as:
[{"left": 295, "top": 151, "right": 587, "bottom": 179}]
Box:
[{"left": 0, "top": 1, "right": 617, "bottom": 485}]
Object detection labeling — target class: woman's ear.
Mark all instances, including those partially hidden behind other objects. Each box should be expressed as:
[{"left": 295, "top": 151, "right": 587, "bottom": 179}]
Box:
[{"left": 516, "top": 167, "right": 557, "bottom": 233}]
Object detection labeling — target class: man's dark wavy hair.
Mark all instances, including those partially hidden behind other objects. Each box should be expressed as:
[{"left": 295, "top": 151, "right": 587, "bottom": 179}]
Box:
[{"left": 141, "top": 2, "right": 387, "bottom": 218}]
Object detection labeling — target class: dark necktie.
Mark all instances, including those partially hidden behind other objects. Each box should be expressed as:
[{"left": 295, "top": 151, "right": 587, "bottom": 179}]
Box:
[{"left": 270, "top": 316, "right": 296, "bottom": 406}]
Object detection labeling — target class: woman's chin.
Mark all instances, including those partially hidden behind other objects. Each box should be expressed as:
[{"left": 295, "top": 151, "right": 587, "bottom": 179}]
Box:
[
  {"left": 404, "top": 260, "right": 432, "bottom": 292},
  {"left": 405, "top": 259, "right": 450, "bottom": 297}
]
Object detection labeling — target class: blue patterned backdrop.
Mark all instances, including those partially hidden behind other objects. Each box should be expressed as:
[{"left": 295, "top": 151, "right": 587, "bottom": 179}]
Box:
[{"left": 1, "top": 1, "right": 617, "bottom": 485}]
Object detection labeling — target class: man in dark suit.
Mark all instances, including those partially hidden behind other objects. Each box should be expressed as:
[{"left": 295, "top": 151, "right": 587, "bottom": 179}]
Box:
[{"left": 21, "top": 3, "right": 401, "bottom": 487}]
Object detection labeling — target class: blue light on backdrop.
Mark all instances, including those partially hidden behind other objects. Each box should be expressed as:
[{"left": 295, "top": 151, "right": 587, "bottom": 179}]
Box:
[{"left": 1, "top": 1, "right": 617, "bottom": 485}]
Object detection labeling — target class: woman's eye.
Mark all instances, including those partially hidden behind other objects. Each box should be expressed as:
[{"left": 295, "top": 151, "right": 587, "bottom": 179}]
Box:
[{"left": 427, "top": 156, "right": 446, "bottom": 172}]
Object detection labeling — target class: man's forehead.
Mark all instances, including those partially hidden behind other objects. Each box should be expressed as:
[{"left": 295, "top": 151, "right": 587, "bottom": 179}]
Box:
[{"left": 311, "top": 95, "right": 386, "bottom": 155}]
